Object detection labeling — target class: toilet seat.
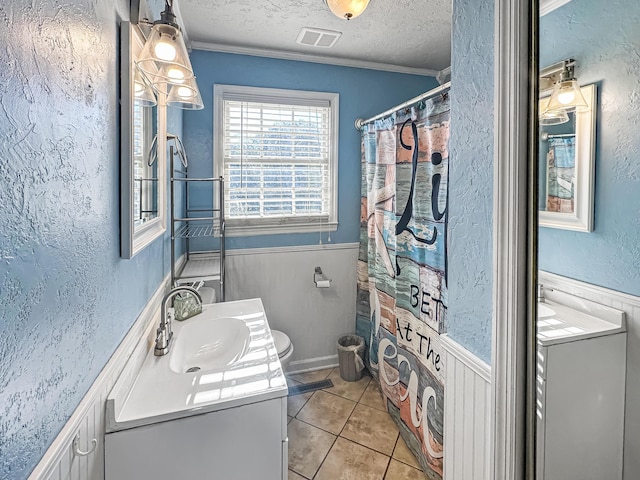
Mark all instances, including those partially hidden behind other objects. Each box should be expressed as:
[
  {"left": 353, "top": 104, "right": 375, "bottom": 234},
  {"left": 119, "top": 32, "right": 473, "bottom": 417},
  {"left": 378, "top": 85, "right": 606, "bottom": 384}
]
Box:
[{"left": 271, "top": 330, "right": 292, "bottom": 358}]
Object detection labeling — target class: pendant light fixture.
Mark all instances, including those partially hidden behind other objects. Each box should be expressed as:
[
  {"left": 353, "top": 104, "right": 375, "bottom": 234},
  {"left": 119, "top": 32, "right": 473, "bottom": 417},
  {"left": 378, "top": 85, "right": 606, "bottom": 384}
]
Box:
[
  {"left": 136, "top": 0, "right": 203, "bottom": 110},
  {"left": 137, "top": 0, "right": 195, "bottom": 87},
  {"left": 325, "top": 0, "right": 371, "bottom": 20}
]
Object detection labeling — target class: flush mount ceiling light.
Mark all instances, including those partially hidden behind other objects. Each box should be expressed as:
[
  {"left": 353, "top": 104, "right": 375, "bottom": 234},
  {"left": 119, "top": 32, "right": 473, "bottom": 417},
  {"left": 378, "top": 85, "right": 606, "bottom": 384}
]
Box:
[
  {"left": 541, "top": 59, "right": 588, "bottom": 114},
  {"left": 325, "top": 0, "right": 371, "bottom": 20},
  {"left": 137, "top": 0, "right": 195, "bottom": 86}
]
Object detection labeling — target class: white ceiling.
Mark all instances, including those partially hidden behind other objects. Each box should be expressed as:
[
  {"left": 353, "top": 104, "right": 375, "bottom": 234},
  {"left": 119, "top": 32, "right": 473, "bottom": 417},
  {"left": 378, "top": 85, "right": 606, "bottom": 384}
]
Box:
[{"left": 178, "top": 0, "right": 452, "bottom": 75}]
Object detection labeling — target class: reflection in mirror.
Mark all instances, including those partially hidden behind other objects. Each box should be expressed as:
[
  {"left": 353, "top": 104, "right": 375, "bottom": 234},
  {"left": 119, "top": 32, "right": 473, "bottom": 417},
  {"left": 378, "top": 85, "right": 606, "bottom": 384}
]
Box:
[
  {"left": 538, "top": 83, "right": 595, "bottom": 231},
  {"left": 133, "top": 97, "right": 158, "bottom": 228},
  {"left": 537, "top": 1, "right": 640, "bottom": 480},
  {"left": 120, "top": 21, "right": 166, "bottom": 259}
]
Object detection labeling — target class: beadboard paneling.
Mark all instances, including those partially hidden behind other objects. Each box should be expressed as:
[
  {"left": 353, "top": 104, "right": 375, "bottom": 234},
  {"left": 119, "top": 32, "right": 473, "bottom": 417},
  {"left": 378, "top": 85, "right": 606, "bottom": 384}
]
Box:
[
  {"left": 539, "top": 271, "right": 640, "bottom": 480},
  {"left": 225, "top": 243, "right": 359, "bottom": 373},
  {"left": 442, "top": 335, "right": 491, "bottom": 480},
  {"left": 27, "top": 279, "right": 167, "bottom": 480}
]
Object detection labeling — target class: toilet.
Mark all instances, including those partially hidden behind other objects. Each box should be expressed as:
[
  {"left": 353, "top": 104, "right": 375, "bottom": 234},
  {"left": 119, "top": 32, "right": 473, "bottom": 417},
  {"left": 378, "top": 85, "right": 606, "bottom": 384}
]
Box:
[{"left": 271, "top": 330, "right": 294, "bottom": 369}]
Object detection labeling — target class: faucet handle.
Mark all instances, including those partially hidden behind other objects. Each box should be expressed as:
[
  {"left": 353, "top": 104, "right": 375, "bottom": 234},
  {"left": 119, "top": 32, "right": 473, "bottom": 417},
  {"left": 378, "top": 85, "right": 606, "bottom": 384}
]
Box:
[
  {"left": 166, "top": 307, "right": 175, "bottom": 339},
  {"left": 154, "top": 327, "right": 169, "bottom": 356}
]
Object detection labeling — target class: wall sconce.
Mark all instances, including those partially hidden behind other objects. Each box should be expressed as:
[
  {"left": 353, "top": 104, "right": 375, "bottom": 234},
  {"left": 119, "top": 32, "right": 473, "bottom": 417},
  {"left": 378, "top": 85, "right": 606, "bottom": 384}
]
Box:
[
  {"left": 133, "top": 70, "right": 157, "bottom": 107},
  {"left": 540, "top": 59, "right": 588, "bottom": 117},
  {"left": 135, "top": 0, "right": 203, "bottom": 110},
  {"left": 166, "top": 76, "right": 204, "bottom": 110},
  {"left": 539, "top": 97, "right": 569, "bottom": 125},
  {"left": 325, "top": 0, "right": 371, "bottom": 20}
]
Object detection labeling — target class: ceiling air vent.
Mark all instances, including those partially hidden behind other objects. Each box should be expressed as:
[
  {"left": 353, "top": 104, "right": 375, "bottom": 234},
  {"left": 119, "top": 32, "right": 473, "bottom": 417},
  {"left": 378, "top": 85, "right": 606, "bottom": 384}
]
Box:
[{"left": 296, "top": 27, "right": 342, "bottom": 48}]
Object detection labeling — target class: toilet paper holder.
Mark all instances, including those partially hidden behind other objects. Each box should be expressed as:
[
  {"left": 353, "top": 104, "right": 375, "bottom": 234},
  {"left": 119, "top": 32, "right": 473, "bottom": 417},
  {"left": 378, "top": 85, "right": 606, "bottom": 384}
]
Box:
[{"left": 314, "top": 267, "right": 332, "bottom": 288}]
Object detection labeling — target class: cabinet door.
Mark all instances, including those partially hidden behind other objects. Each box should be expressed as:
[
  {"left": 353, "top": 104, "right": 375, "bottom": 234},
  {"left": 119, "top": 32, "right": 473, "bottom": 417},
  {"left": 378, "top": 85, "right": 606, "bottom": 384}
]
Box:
[{"left": 106, "top": 398, "right": 285, "bottom": 480}]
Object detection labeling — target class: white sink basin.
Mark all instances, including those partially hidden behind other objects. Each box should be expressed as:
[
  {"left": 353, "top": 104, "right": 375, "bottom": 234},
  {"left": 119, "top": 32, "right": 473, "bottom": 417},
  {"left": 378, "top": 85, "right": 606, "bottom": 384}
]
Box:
[
  {"left": 105, "top": 298, "right": 288, "bottom": 433},
  {"left": 169, "top": 317, "right": 251, "bottom": 373}
]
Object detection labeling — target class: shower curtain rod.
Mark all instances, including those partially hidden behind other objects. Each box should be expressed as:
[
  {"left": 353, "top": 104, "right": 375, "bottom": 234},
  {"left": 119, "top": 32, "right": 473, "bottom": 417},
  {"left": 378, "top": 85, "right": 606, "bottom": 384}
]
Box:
[{"left": 354, "top": 81, "right": 451, "bottom": 130}]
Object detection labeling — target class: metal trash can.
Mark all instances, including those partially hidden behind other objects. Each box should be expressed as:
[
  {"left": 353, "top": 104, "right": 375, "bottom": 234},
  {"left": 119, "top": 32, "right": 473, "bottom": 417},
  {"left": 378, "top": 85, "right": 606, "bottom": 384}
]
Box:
[{"left": 337, "top": 335, "right": 365, "bottom": 382}]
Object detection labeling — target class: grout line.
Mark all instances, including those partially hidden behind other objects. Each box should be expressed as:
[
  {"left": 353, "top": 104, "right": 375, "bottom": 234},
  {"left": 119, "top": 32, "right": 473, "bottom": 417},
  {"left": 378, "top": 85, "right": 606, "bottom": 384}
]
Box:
[
  {"left": 293, "top": 416, "right": 343, "bottom": 437},
  {"left": 310, "top": 428, "right": 340, "bottom": 480}
]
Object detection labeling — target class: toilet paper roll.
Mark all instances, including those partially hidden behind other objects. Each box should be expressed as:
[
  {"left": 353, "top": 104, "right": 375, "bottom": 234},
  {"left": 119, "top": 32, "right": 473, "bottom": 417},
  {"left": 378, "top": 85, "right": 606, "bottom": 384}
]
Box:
[{"left": 315, "top": 279, "right": 331, "bottom": 288}]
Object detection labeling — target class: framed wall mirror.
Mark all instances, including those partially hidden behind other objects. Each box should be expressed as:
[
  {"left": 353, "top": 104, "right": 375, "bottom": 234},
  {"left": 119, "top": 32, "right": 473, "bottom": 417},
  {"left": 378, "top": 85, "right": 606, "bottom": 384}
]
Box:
[
  {"left": 538, "top": 82, "right": 596, "bottom": 232},
  {"left": 120, "top": 21, "right": 166, "bottom": 259}
]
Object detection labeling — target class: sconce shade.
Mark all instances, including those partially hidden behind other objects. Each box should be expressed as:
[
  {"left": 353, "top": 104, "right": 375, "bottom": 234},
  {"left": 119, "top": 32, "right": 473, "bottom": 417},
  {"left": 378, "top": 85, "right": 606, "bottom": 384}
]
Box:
[
  {"left": 545, "top": 79, "right": 588, "bottom": 113},
  {"left": 137, "top": 23, "right": 194, "bottom": 85},
  {"left": 540, "top": 107, "right": 569, "bottom": 125},
  {"left": 326, "top": 0, "right": 370, "bottom": 20},
  {"left": 134, "top": 69, "right": 158, "bottom": 107},
  {"left": 166, "top": 76, "right": 204, "bottom": 110}
]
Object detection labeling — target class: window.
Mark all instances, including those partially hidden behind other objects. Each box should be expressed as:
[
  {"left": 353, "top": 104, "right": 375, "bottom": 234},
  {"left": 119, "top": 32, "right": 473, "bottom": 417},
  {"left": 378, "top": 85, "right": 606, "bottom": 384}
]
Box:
[{"left": 214, "top": 85, "right": 338, "bottom": 236}]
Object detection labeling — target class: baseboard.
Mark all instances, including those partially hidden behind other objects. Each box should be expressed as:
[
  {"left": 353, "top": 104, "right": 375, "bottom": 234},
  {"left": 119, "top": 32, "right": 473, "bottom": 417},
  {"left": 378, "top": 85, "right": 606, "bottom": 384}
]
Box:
[
  {"left": 441, "top": 335, "right": 492, "bottom": 480},
  {"left": 28, "top": 276, "right": 169, "bottom": 480},
  {"left": 286, "top": 355, "right": 339, "bottom": 375}
]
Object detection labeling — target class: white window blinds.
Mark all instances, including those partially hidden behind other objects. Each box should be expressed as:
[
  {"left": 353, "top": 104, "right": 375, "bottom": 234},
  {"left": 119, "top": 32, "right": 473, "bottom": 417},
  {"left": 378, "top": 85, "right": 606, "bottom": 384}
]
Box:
[{"left": 222, "top": 98, "right": 332, "bottom": 225}]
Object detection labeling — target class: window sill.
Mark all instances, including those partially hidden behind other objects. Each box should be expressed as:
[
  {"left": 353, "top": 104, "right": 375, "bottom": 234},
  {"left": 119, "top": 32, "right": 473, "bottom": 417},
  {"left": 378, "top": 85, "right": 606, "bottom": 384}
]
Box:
[{"left": 226, "top": 221, "right": 338, "bottom": 237}]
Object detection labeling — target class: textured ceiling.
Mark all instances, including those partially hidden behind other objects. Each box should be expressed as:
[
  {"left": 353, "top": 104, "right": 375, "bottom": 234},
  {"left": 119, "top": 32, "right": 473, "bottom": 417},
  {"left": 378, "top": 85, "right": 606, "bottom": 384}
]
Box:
[{"left": 179, "top": 0, "right": 452, "bottom": 73}]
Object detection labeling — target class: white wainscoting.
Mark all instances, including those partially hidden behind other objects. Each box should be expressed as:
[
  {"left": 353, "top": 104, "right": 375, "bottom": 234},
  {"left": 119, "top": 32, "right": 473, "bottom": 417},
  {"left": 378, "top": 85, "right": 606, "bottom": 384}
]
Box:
[
  {"left": 539, "top": 271, "right": 640, "bottom": 480},
  {"left": 225, "top": 242, "right": 359, "bottom": 373},
  {"left": 441, "top": 335, "right": 492, "bottom": 480},
  {"left": 28, "top": 279, "right": 168, "bottom": 480}
]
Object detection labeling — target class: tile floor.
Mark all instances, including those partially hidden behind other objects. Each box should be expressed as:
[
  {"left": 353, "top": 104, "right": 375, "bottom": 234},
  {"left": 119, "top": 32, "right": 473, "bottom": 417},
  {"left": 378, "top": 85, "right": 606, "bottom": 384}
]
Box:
[{"left": 286, "top": 368, "right": 427, "bottom": 480}]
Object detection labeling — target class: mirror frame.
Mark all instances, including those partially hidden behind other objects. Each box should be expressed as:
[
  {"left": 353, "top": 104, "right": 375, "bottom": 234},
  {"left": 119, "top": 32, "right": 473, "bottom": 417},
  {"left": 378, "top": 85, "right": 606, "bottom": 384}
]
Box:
[
  {"left": 539, "top": 83, "right": 596, "bottom": 232},
  {"left": 120, "top": 21, "right": 166, "bottom": 259}
]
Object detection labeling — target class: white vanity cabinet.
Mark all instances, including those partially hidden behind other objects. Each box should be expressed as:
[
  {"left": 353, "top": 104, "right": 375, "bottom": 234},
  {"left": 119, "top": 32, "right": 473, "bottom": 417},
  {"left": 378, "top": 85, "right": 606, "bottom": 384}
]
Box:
[
  {"left": 536, "top": 297, "right": 626, "bottom": 480},
  {"left": 105, "top": 396, "right": 288, "bottom": 480},
  {"left": 104, "top": 298, "right": 289, "bottom": 480}
]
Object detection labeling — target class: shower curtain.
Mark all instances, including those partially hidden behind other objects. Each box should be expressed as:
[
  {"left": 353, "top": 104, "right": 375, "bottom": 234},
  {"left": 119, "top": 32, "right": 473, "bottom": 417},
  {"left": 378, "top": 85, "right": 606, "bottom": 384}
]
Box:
[{"left": 356, "top": 92, "right": 449, "bottom": 479}]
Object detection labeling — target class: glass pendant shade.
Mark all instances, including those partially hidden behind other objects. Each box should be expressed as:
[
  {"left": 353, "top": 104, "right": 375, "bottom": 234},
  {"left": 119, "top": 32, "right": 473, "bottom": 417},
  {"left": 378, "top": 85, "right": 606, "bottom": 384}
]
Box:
[
  {"left": 137, "top": 23, "right": 194, "bottom": 85},
  {"left": 326, "top": 0, "right": 371, "bottom": 19},
  {"left": 166, "top": 76, "right": 204, "bottom": 110},
  {"left": 133, "top": 70, "right": 157, "bottom": 107},
  {"left": 540, "top": 107, "right": 569, "bottom": 125},
  {"left": 545, "top": 79, "right": 588, "bottom": 113}
]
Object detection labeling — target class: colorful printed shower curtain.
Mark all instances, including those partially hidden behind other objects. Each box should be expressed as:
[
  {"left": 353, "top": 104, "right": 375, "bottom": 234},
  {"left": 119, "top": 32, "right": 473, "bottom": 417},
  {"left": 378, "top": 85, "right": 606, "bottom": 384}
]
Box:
[{"left": 356, "top": 92, "right": 449, "bottom": 479}]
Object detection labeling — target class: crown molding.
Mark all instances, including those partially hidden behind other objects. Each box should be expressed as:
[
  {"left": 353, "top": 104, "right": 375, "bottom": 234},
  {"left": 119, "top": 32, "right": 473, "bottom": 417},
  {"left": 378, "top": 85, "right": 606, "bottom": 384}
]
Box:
[
  {"left": 540, "top": 0, "right": 571, "bottom": 16},
  {"left": 437, "top": 66, "right": 452, "bottom": 84},
  {"left": 190, "top": 41, "right": 439, "bottom": 77}
]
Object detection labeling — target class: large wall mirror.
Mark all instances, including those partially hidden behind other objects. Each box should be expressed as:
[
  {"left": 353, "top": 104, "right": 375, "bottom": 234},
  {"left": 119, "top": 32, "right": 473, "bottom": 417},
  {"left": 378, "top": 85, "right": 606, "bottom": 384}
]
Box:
[
  {"left": 538, "top": 82, "right": 596, "bottom": 232},
  {"left": 120, "top": 21, "right": 166, "bottom": 259},
  {"left": 536, "top": 0, "right": 640, "bottom": 479}
]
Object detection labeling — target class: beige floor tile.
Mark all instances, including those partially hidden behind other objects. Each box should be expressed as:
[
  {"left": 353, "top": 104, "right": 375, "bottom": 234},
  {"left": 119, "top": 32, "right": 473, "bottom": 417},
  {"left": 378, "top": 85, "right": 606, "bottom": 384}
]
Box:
[
  {"left": 315, "top": 437, "right": 390, "bottom": 480},
  {"left": 392, "top": 435, "right": 421, "bottom": 469},
  {"left": 288, "top": 418, "right": 336, "bottom": 479},
  {"left": 287, "top": 391, "right": 313, "bottom": 417},
  {"left": 323, "top": 368, "right": 371, "bottom": 402},
  {"left": 288, "top": 368, "right": 333, "bottom": 384},
  {"left": 287, "top": 415, "right": 293, "bottom": 424},
  {"left": 297, "top": 390, "right": 356, "bottom": 435},
  {"left": 359, "top": 380, "right": 388, "bottom": 412},
  {"left": 384, "top": 459, "right": 426, "bottom": 480},
  {"left": 288, "top": 470, "right": 307, "bottom": 480},
  {"left": 341, "top": 403, "right": 399, "bottom": 455}
]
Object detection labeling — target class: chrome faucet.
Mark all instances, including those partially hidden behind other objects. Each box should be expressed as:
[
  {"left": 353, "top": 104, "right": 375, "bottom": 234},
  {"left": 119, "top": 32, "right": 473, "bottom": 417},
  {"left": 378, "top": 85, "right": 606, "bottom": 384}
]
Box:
[{"left": 154, "top": 286, "right": 203, "bottom": 356}]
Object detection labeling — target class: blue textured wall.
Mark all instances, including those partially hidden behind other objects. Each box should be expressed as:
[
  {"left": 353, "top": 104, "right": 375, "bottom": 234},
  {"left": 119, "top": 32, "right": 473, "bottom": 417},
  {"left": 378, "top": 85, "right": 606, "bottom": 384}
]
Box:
[
  {"left": 0, "top": 1, "right": 182, "bottom": 477},
  {"left": 539, "top": 0, "right": 640, "bottom": 296},
  {"left": 446, "top": 0, "right": 495, "bottom": 364},
  {"left": 183, "top": 50, "right": 437, "bottom": 249}
]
